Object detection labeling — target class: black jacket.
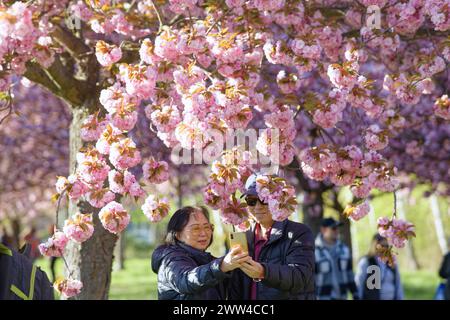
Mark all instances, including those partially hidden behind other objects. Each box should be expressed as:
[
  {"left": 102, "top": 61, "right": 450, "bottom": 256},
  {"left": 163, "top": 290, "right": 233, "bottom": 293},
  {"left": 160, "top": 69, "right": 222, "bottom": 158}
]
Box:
[
  {"left": 151, "top": 241, "right": 230, "bottom": 300},
  {"left": 228, "top": 219, "right": 316, "bottom": 300},
  {"left": 0, "top": 243, "right": 54, "bottom": 300},
  {"left": 439, "top": 252, "right": 450, "bottom": 300}
]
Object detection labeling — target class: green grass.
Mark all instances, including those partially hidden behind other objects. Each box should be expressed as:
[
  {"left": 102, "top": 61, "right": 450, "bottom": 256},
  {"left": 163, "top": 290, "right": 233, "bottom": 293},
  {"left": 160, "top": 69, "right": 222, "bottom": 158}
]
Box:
[
  {"left": 109, "top": 258, "right": 157, "bottom": 300},
  {"left": 402, "top": 270, "right": 440, "bottom": 300},
  {"left": 36, "top": 257, "right": 439, "bottom": 300}
]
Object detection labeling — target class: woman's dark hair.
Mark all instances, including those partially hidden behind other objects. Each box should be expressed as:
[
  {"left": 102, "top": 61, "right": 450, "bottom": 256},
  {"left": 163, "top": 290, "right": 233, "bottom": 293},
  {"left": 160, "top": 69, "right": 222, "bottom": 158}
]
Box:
[
  {"left": 164, "top": 206, "right": 213, "bottom": 247},
  {"left": 368, "top": 233, "right": 388, "bottom": 257}
]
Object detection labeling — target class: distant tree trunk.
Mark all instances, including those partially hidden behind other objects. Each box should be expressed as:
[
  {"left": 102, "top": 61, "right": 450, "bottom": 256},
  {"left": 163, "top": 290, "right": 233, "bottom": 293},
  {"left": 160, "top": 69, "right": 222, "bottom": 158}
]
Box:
[
  {"left": 177, "top": 174, "right": 183, "bottom": 208},
  {"left": 114, "top": 233, "right": 125, "bottom": 270},
  {"left": 350, "top": 221, "right": 359, "bottom": 262},
  {"left": 11, "top": 218, "right": 21, "bottom": 250},
  {"left": 288, "top": 156, "right": 331, "bottom": 237},
  {"left": 302, "top": 190, "right": 324, "bottom": 237},
  {"left": 329, "top": 189, "right": 352, "bottom": 254},
  {"left": 397, "top": 191, "right": 420, "bottom": 270},
  {"left": 429, "top": 194, "right": 448, "bottom": 255},
  {"left": 59, "top": 106, "right": 118, "bottom": 300}
]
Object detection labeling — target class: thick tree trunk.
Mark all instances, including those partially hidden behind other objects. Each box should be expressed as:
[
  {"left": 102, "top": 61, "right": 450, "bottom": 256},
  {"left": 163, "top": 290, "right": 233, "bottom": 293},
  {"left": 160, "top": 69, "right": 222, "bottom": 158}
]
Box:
[{"left": 58, "top": 106, "right": 118, "bottom": 300}]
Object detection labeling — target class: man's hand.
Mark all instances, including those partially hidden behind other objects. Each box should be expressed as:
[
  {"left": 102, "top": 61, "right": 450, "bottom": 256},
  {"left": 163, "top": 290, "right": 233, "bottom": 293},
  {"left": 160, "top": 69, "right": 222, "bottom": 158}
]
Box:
[
  {"left": 239, "top": 257, "right": 265, "bottom": 279},
  {"left": 220, "top": 246, "right": 250, "bottom": 273}
]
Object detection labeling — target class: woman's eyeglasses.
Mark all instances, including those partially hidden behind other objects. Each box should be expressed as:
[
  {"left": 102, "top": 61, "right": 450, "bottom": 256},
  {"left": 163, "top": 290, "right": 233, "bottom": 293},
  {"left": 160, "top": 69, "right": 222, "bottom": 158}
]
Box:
[
  {"left": 186, "top": 224, "right": 214, "bottom": 236},
  {"left": 245, "top": 197, "right": 268, "bottom": 206}
]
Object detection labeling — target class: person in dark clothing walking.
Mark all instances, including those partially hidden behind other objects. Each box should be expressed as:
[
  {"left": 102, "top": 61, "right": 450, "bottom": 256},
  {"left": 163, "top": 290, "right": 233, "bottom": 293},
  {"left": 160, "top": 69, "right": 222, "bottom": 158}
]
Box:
[
  {"left": 151, "top": 206, "right": 249, "bottom": 300},
  {"left": 315, "top": 217, "right": 359, "bottom": 300},
  {"left": 228, "top": 173, "right": 316, "bottom": 300},
  {"left": 439, "top": 250, "right": 450, "bottom": 300}
]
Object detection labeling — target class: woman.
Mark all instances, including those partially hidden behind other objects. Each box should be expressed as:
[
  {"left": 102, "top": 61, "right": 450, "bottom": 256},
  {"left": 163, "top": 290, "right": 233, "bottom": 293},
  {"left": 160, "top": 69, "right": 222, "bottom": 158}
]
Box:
[
  {"left": 151, "top": 206, "right": 249, "bottom": 300},
  {"left": 355, "top": 234, "right": 404, "bottom": 300}
]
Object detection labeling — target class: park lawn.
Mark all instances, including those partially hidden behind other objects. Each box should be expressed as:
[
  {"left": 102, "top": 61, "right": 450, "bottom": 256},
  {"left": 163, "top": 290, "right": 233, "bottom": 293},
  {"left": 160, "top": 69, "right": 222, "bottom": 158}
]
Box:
[{"left": 36, "top": 257, "right": 439, "bottom": 300}]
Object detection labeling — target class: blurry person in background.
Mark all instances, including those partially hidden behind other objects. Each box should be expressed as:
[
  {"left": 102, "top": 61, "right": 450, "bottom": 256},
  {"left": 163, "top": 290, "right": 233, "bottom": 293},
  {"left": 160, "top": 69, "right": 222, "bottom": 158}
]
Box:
[
  {"left": 151, "top": 206, "right": 249, "bottom": 300},
  {"left": 355, "top": 234, "right": 404, "bottom": 300},
  {"left": 315, "top": 217, "right": 359, "bottom": 300},
  {"left": 438, "top": 241, "right": 450, "bottom": 300}
]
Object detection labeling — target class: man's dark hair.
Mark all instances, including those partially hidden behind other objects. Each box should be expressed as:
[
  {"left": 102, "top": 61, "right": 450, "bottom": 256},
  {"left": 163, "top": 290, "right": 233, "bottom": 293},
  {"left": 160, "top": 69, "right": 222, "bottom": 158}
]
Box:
[{"left": 164, "top": 206, "right": 213, "bottom": 247}]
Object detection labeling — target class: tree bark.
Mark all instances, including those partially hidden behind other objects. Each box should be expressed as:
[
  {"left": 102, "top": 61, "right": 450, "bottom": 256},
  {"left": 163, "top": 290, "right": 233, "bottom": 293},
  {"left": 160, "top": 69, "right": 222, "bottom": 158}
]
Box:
[
  {"left": 288, "top": 156, "right": 329, "bottom": 237},
  {"left": 429, "top": 194, "right": 448, "bottom": 255},
  {"left": 11, "top": 218, "right": 21, "bottom": 250},
  {"left": 58, "top": 106, "right": 118, "bottom": 300},
  {"left": 302, "top": 190, "right": 324, "bottom": 237},
  {"left": 397, "top": 191, "right": 420, "bottom": 270},
  {"left": 329, "top": 189, "right": 352, "bottom": 254},
  {"left": 114, "top": 233, "right": 125, "bottom": 271}
]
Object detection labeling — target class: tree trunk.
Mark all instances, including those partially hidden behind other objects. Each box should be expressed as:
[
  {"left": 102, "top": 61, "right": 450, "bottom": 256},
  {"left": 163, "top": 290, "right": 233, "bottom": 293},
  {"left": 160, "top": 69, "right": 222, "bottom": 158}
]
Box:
[
  {"left": 429, "top": 194, "right": 448, "bottom": 255},
  {"left": 302, "top": 190, "right": 324, "bottom": 237},
  {"left": 114, "top": 233, "right": 125, "bottom": 271},
  {"left": 330, "top": 189, "right": 352, "bottom": 255},
  {"left": 58, "top": 106, "right": 118, "bottom": 300},
  {"left": 397, "top": 191, "right": 420, "bottom": 270},
  {"left": 11, "top": 218, "right": 21, "bottom": 250},
  {"left": 339, "top": 214, "right": 352, "bottom": 251},
  {"left": 177, "top": 173, "right": 183, "bottom": 208}
]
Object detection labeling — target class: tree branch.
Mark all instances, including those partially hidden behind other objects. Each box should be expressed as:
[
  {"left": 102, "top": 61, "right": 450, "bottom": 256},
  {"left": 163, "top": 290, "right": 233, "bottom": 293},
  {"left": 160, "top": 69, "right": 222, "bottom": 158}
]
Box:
[{"left": 51, "top": 24, "right": 92, "bottom": 59}]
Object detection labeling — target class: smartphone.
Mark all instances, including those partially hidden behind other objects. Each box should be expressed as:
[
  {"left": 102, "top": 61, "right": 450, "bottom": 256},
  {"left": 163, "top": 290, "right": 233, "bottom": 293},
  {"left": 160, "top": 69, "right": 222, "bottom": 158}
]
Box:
[{"left": 229, "top": 232, "right": 249, "bottom": 254}]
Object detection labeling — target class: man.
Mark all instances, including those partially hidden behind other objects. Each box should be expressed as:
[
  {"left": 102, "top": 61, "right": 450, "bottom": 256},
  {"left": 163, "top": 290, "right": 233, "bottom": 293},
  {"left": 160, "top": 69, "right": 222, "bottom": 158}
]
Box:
[
  {"left": 315, "top": 217, "right": 358, "bottom": 300},
  {"left": 228, "top": 173, "right": 315, "bottom": 300}
]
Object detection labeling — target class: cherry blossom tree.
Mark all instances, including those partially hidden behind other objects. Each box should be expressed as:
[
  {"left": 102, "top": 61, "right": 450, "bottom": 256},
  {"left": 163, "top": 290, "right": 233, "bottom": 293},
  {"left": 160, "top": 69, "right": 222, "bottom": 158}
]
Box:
[{"left": 0, "top": 81, "right": 70, "bottom": 248}]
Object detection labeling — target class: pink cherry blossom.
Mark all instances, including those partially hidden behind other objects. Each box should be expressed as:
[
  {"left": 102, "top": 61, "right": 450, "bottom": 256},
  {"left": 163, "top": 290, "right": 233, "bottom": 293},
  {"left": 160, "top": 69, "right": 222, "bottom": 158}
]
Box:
[
  {"left": 433, "top": 94, "right": 450, "bottom": 120},
  {"left": 63, "top": 213, "right": 94, "bottom": 243},
  {"left": 86, "top": 188, "right": 115, "bottom": 208},
  {"left": 344, "top": 201, "right": 370, "bottom": 221},
  {"left": 109, "top": 138, "right": 142, "bottom": 170},
  {"left": 38, "top": 230, "right": 68, "bottom": 257},
  {"left": 364, "top": 124, "right": 389, "bottom": 151},
  {"left": 54, "top": 278, "right": 83, "bottom": 298},
  {"left": 378, "top": 217, "right": 416, "bottom": 248},
  {"left": 80, "top": 112, "right": 108, "bottom": 142},
  {"left": 95, "top": 40, "right": 122, "bottom": 67},
  {"left": 327, "top": 63, "right": 358, "bottom": 90},
  {"left": 55, "top": 174, "right": 90, "bottom": 201},
  {"left": 99, "top": 201, "right": 130, "bottom": 234},
  {"left": 142, "top": 157, "right": 169, "bottom": 184},
  {"left": 118, "top": 63, "right": 157, "bottom": 100},
  {"left": 168, "top": 0, "right": 198, "bottom": 14},
  {"left": 141, "top": 195, "right": 170, "bottom": 222}
]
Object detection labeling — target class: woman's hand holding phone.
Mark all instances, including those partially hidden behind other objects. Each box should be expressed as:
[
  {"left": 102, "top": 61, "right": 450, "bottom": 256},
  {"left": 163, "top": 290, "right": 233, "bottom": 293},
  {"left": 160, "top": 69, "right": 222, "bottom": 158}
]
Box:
[{"left": 220, "top": 246, "right": 250, "bottom": 273}]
